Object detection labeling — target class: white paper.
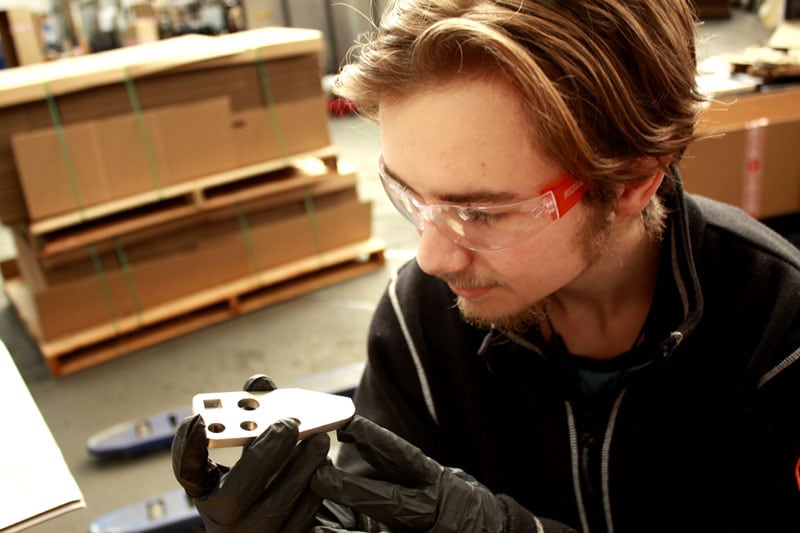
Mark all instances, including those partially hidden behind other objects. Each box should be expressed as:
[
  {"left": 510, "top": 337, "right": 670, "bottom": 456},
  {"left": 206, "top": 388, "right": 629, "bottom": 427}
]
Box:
[
  {"left": 769, "top": 20, "right": 800, "bottom": 49},
  {"left": 0, "top": 342, "right": 85, "bottom": 532}
]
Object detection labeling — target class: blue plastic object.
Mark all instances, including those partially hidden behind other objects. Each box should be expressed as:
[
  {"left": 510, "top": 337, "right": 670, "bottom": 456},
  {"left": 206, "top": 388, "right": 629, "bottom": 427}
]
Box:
[
  {"left": 86, "top": 408, "right": 192, "bottom": 458},
  {"left": 88, "top": 489, "right": 202, "bottom": 533}
]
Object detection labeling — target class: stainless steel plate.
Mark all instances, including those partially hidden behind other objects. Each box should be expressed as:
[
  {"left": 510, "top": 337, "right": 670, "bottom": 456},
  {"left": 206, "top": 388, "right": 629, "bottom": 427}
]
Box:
[{"left": 192, "top": 388, "right": 355, "bottom": 447}]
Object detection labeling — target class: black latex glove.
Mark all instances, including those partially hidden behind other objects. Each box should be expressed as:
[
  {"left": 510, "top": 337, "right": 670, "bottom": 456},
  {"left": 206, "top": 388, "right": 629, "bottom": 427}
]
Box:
[
  {"left": 171, "top": 374, "right": 330, "bottom": 532},
  {"left": 311, "top": 415, "right": 508, "bottom": 533}
]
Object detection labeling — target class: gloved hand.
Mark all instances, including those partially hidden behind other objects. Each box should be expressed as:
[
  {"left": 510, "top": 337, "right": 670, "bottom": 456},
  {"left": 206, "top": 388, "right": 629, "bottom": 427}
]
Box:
[
  {"left": 310, "top": 415, "right": 508, "bottom": 533},
  {"left": 171, "top": 374, "right": 330, "bottom": 532}
]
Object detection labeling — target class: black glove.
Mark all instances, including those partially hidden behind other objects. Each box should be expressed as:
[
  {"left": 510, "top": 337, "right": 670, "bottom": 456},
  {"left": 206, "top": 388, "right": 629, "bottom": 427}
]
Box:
[
  {"left": 171, "top": 374, "right": 330, "bottom": 532},
  {"left": 311, "top": 415, "right": 508, "bottom": 533}
]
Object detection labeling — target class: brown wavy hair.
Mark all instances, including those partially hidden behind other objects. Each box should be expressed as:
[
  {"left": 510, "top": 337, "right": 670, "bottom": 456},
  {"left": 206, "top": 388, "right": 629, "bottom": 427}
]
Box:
[{"left": 336, "top": 0, "right": 706, "bottom": 231}]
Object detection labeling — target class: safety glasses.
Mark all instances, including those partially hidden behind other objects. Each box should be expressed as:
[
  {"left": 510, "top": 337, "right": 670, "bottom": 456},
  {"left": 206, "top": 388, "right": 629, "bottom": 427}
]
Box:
[{"left": 378, "top": 157, "right": 586, "bottom": 251}]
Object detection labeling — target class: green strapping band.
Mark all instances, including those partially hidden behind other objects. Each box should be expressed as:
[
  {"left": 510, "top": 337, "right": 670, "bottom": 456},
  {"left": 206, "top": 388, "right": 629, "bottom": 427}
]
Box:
[
  {"left": 254, "top": 48, "right": 290, "bottom": 164},
  {"left": 123, "top": 67, "right": 164, "bottom": 199},
  {"left": 254, "top": 51, "right": 322, "bottom": 267},
  {"left": 303, "top": 188, "right": 325, "bottom": 268},
  {"left": 43, "top": 82, "right": 86, "bottom": 220},
  {"left": 114, "top": 238, "right": 144, "bottom": 326},
  {"left": 236, "top": 203, "right": 263, "bottom": 286},
  {"left": 89, "top": 244, "right": 119, "bottom": 335}
]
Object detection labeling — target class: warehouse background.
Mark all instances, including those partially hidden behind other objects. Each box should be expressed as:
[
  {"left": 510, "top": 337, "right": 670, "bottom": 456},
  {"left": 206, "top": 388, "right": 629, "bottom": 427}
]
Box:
[
  {"left": 0, "top": 0, "right": 387, "bottom": 72},
  {"left": 0, "top": 1, "right": 791, "bottom": 532}
]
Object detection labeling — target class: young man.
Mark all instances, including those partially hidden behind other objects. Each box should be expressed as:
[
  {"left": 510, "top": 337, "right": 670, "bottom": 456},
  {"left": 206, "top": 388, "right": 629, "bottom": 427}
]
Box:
[{"left": 172, "top": 1, "right": 800, "bottom": 531}]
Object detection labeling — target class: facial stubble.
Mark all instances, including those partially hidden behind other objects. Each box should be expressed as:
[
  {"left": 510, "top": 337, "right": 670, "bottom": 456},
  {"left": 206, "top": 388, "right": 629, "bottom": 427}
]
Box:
[{"left": 456, "top": 208, "right": 616, "bottom": 334}]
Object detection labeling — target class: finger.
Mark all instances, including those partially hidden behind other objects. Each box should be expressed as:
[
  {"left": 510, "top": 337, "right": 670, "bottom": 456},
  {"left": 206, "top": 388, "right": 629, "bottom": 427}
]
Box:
[
  {"left": 269, "top": 433, "right": 331, "bottom": 498},
  {"left": 236, "top": 487, "right": 324, "bottom": 532},
  {"left": 171, "top": 415, "right": 220, "bottom": 497},
  {"left": 311, "top": 465, "right": 435, "bottom": 530},
  {"left": 243, "top": 374, "right": 278, "bottom": 392},
  {"left": 213, "top": 418, "right": 301, "bottom": 512},
  {"left": 338, "top": 416, "right": 441, "bottom": 485},
  {"left": 265, "top": 432, "right": 331, "bottom": 511},
  {"left": 240, "top": 434, "right": 330, "bottom": 531},
  {"left": 276, "top": 489, "right": 325, "bottom": 533},
  {"left": 316, "top": 499, "right": 358, "bottom": 529}
]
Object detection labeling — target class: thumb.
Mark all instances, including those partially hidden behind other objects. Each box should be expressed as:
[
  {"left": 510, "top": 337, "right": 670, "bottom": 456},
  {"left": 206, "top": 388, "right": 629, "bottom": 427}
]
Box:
[
  {"left": 171, "top": 415, "right": 220, "bottom": 497},
  {"left": 242, "top": 373, "right": 277, "bottom": 392},
  {"left": 338, "top": 416, "right": 441, "bottom": 486},
  {"left": 310, "top": 464, "right": 344, "bottom": 499},
  {"left": 311, "top": 465, "right": 401, "bottom": 509},
  {"left": 311, "top": 465, "right": 437, "bottom": 530}
]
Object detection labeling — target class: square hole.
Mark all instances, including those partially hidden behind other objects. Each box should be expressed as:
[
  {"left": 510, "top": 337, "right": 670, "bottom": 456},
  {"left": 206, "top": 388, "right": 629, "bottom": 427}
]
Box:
[{"left": 203, "top": 398, "right": 222, "bottom": 409}]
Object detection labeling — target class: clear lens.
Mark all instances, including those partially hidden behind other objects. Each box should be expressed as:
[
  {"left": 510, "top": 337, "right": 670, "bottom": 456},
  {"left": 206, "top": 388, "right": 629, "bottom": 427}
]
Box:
[
  {"left": 381, "top": 176, "right": 424, "bottom": 229},
  {"left": 378, "top": 162, "right": 572, "bottom": 251}
]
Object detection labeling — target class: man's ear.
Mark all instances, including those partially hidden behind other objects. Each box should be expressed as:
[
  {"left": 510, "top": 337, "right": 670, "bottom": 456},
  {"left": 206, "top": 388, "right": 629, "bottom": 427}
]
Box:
[{"left": 616, "top": 159, "right": 668, "bottom": 218}]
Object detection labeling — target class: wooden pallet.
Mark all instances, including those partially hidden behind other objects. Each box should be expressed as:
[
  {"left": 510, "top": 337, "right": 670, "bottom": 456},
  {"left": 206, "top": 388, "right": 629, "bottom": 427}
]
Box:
[{"left": 3, "top": 237, "right": 386, "bottom": 376}]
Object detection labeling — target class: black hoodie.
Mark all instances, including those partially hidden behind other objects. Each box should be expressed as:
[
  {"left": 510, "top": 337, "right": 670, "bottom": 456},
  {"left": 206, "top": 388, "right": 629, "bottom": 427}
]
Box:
[{"left": 338, "top": 174, "right": 800, "bottom": 532}]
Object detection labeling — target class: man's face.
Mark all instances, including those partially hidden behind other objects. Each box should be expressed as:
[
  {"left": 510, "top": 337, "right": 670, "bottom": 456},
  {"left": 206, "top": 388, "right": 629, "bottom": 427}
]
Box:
[{"left": 379, "top": 77, "right": 613, "bottom": 330}]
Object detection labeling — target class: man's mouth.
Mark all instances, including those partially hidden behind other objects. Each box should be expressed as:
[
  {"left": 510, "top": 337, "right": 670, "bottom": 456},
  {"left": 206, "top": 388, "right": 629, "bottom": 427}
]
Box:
[{"left": 447, "top": 282, "right": 493, "bottom": 300}]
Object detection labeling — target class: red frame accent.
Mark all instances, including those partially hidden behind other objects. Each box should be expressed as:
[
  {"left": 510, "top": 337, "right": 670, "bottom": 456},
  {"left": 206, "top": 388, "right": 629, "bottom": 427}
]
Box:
[
  {"left": 795, "top": 455, "right": 800, "bottom": 492},
  {"left": 540, "top": 174, "right": 587, "bottom": 218}
]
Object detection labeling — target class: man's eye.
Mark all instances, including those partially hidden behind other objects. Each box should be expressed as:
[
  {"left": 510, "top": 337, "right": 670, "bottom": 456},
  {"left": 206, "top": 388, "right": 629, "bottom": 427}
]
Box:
[{"left": 457, "top": 208, "right": 508, "bottom": 226}]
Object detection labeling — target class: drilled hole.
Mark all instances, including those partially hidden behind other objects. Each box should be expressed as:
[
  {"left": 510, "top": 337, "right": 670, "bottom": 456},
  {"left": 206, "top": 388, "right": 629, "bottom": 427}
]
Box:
[
  {"left": 207, "top": 423, "right": 226, "bottom": 433},
  {"left": 238, "top": 398, "right": 259, "bottom": 410},
  {"left": 241, "top": 420, "right": 258, "bottom": 431}
]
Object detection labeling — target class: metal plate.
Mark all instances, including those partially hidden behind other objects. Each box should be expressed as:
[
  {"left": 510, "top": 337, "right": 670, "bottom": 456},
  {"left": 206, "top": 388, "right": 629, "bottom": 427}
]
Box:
[{"left": 192, "top": 388, "right": 355, "bottom": 448}]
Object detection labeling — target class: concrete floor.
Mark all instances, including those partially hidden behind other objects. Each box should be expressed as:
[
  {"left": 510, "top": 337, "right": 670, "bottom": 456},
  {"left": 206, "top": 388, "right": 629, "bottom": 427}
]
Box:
[{"left": 1, "top": 8, "right": 777, "bottom": 533}]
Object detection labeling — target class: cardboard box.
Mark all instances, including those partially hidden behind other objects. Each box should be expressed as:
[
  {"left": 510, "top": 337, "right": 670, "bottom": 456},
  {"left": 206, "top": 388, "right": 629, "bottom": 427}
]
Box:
[
  {"left": 11, "top": 97, "right": 239, "bottom": 220},
  {"left": 130, "top": 3, "right": 157, "bottom": 19},
  {"left": 20, "top": 195, "right": 372, "bottom": 340},
  {"left": 0, "top": 9, "right": 44, "bottom": 68},
  {"left": 121, "top": 4, "right": 160, "bottom": 47},
  {"left": 124, "top": 18, "right": 160, "bottom": 46},
  {"left": 679, "top": 88, "right": 800, "bottom": 218}
]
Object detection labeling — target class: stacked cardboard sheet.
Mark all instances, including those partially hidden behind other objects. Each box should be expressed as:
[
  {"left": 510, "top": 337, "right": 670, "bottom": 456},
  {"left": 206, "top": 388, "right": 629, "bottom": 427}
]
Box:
[
  {"left": 0, "top": 27, "right": 330, "bottom": 223},
  {"left": 0, "top": 28, "right": 385, "bottom": 375}
]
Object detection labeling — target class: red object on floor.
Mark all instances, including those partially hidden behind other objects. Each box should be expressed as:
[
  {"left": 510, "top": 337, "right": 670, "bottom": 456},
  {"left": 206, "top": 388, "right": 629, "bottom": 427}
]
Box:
[{"left": 328, "top": 97, "right": 358, "bottom": 117}]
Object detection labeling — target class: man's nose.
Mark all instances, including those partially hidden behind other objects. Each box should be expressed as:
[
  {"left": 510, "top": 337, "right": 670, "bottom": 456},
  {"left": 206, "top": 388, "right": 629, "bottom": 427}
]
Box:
[{"left": 414, "top": 221, "right": 472, "bottom": 277}]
